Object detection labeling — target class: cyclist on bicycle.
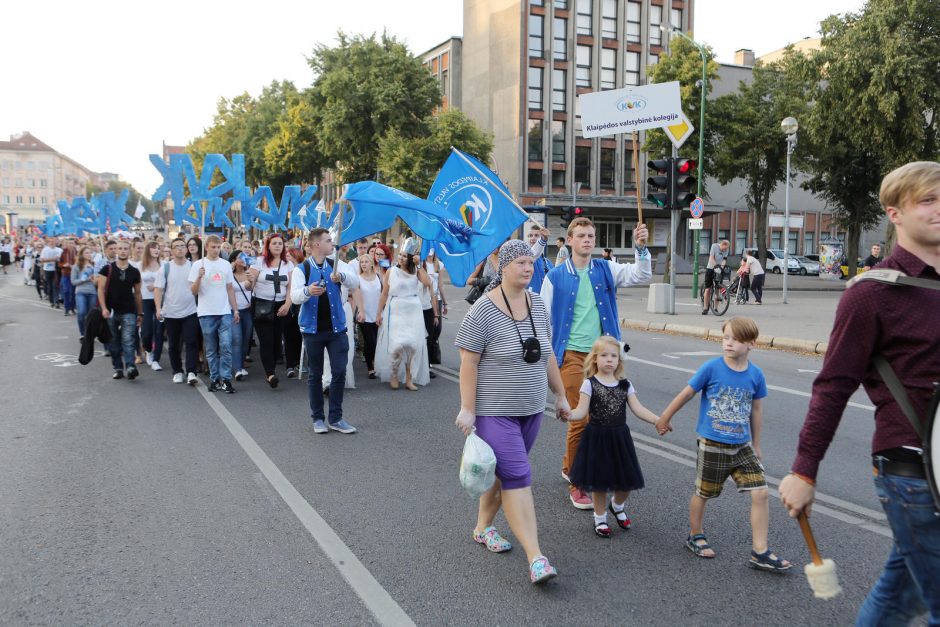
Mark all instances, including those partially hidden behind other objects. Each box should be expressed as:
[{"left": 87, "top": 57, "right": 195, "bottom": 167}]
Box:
[{"left": 702, "top": 240, "right": 730, "bottom": 315}]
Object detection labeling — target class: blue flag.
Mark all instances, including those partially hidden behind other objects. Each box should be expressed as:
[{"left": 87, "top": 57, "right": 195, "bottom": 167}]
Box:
[{"left": 423, "top": 148, "right": 529, "bottom": 286}]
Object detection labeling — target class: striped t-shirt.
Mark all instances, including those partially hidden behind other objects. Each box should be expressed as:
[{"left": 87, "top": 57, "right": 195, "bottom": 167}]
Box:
[{"left": 455, "top": 293, "right": 552, "bottom": 416}]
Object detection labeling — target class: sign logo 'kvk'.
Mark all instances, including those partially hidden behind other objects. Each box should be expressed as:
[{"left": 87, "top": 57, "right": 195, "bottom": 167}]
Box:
[
  {"left": 455, "top": 184, "right": 492, "bottom": 230},
  {"left": 616, "top": 96, "right": 648, "bottom": 112}
]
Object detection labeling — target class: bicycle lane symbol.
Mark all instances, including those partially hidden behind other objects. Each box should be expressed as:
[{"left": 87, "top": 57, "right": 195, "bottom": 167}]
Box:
[{"left": 33, "top": 352, "right": 104, "bottom": 367}]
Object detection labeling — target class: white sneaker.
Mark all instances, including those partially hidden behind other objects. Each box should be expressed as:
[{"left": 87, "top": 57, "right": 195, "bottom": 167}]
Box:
[
  {"left": 172, "top": 372, "right": 184, "bottom": 384},
  {"left": 145, "top": 351, "right": 154, "bottom": 365},
  {"left": 150, "top": 361, "right": 163, "bottom": 371},
  {"left": 235, "top": 368, "right": 248, "bottom": 380},
  {"left": 187, "top": 372, "right": 198, "bottom": 386}
]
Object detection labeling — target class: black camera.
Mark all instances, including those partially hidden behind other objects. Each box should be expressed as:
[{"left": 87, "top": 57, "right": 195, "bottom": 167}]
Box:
[{"left": 521, "top": 337, "right": 542, "bottom": 363}]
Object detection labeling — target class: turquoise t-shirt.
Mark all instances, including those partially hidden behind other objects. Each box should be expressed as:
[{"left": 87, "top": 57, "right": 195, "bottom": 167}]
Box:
[
  {"left": 567, "top": 266, "right": 601, "bottom": 352},
  {"left": 688, "top": 357, "right": 768, "bottom": 444}
]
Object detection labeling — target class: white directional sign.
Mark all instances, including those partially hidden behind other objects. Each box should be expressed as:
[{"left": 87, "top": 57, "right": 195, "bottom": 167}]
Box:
[
  {"left": 688, "top": 218, "right": 703, "bottom": 230},
  {"left": 578, "top": 81, "right": 682, "bottom": 138},
  {"left": 769, "top": 214, "right": 804, "bottom": 228}
]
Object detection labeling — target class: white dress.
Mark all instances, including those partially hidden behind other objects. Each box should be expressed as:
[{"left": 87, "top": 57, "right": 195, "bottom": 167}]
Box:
[{"left": 375, "top": 267, "right": 430, "bottom": 385}]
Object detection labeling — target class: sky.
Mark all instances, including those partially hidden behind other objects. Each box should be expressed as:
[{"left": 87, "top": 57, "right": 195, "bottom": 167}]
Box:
[{"left": 1, "top": 0, "right": 865, "bottom": 197}]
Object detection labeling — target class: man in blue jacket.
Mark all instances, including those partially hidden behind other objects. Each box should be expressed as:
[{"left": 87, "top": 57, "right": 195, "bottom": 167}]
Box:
[
  {"left": 291, "top": 228, "right": 360, "bottom": 435},
  {"left": 541, "top": 217, "right": 651, "bottom": 509}
]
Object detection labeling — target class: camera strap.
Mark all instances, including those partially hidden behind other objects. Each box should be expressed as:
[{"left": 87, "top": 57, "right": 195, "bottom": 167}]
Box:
[{"left": 499, "top": 287, "right": 537, "bottom": 345}]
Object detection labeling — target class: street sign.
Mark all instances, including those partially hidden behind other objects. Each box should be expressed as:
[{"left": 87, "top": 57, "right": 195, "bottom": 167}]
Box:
[
  {"left": 769, "top": 214, "right": 804, "bottom": 228},
  {"left": 664, "top": 112, "right": 695, "bottom": 149},
  {"left": 690, "top": 197, "right": 704, "bottom": 218},
  {"left": 578, "top": 81, "right": 682, "bottom": 138},
  {"left": 688, "top": 218, "right": 703, "bottom": 229}
]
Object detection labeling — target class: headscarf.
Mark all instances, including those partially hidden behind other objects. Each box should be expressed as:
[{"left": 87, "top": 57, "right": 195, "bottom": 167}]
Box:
[{"left": 484, "top": 239, "right": 534, "bottom": 293}]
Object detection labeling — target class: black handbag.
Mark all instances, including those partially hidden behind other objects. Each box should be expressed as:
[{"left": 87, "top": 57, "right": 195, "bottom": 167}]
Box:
[
  {"left": 251, "top": 297, "right": 278, "bottom": 321},
  {"left": 464, "top": 277, "right": 491, "bottom": 305}
]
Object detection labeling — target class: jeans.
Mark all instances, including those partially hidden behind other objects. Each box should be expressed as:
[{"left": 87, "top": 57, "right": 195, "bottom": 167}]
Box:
[
  {"left": 75, "top": 292, "right": 98, "bottom": 336},
  {"left": 141, "top": 300, "right": 164, "bottom": 362},
  {"left": 855, "top": 459, "right": 940, "bottom": 626},
  {"left": 44, "top": 269, "right": 58, "bottom": 305},
  {"left": 108, "top": 312, "right": 138, "bottom": 371},
  {"left": 199, "top": 314, "right": 233, "bottom": 382},
  {"left": 231, "top": 307, "right": 252, "bottom": 374},
  {"left": 165, "top": 314, "right": 199, "bottom": 375},
  {"left": 304, "top": 330, "right": 348, "bottom": 424},
  {"left": 60, "top": 274, "right": 75, "bottom": 312}
]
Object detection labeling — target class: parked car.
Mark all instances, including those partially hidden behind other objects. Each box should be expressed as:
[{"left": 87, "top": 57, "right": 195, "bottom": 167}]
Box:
[
  {"left": 743, "top": 248, "right": 800, "bottom": 274},
  {"left": 794, "top": 255, "right": 820, "bottom": 276},
  {"left": 804, "top": 254, "right": 820, "bottom": 262}
]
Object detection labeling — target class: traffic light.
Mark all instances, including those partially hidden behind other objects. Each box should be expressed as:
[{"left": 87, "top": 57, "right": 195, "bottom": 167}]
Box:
[
  {"left": 673, "top": 158, "right": 697, "bottom": 209},
  {"left": 560, "top": 206, "right": 587, "bottom": 229},
  {"left": 647, "top": 158, "right": 673, "bottom": 209}
]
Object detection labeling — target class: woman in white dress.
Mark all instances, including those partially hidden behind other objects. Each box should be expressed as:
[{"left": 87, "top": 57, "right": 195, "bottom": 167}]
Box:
[{"left": 375, "top": 248, "right": 432, "bottom": 390}]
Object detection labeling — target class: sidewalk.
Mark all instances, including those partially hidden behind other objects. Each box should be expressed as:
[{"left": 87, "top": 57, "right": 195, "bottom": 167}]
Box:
[{"left": 616, "top": 273, "right": 845, "bottom": 354}]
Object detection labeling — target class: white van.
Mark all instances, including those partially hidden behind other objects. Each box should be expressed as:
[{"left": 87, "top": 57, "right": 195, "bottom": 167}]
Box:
[{"left": 743, "top": 248, "right": 800, "bottom": 274}]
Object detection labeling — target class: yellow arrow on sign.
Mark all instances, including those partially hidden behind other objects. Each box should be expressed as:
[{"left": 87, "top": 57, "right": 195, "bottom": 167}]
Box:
[{"left": 664, "top": 112, "right": 694, "bottom": 149}]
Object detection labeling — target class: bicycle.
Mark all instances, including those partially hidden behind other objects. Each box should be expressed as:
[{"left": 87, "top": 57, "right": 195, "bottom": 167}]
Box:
[{"left": 700, "top": 267, "right": 731, "bottom": 316}]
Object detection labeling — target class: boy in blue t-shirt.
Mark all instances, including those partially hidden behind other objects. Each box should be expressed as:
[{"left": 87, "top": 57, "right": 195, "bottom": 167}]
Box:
[{"left": 656, "top": 317, "right": 791, "bottom": 572}]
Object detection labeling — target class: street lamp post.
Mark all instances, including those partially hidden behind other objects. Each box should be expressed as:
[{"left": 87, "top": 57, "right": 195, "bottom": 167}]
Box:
[
  {"left": 781, "top": 116, "right": 799, "bottom": 304},
  {"left": 662, "top": 26, "right": 707, "bottom": 297}
]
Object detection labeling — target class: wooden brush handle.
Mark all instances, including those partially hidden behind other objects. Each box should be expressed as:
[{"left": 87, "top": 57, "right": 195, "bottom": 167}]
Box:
[{"left": 798, "top": 511, "right": 824, "bottom": 566}]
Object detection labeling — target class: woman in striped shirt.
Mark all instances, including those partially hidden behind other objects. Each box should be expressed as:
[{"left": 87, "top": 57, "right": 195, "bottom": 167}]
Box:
[{"left": 455, "top": 240, "right": 571, "bottom": 585}]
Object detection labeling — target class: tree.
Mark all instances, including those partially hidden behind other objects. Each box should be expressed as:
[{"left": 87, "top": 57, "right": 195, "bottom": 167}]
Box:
[
  {"left": 377, "top": 109, "right": 493, "bottom": 196},
  {"left": 708, "top": 55, "right": 811, "bottom": 266},
  {"left": 644, "top": 36, "right": 720, "bottom": 184},
  {"left": 305, "top": 31, "right": 442, "bottom": 183},
  {"left": 797, "top": 0, "right": 940, "bottom": 275}
]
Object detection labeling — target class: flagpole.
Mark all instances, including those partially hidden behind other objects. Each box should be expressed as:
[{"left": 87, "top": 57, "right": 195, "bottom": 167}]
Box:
[
  {"left": 332, "top": 199, "right": 347, "bottom": 269},
  {"left": 449, "top": 147, "right": 529, "bottom": 218},
  {"left": 632, "top": 131, "right": 644, "bottom": 226}
]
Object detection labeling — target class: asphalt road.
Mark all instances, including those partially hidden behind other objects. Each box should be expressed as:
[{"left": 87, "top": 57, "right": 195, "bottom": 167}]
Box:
[{"left": 0, "top": 274, "right": 903, "bottom": 626}]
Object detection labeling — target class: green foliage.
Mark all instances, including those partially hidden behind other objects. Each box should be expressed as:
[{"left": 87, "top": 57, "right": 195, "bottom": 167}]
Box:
[
  {"left": 644, "top": 36, "right": 720, "bottom": 177},
  {"left": 305, "top": 31, "right": 442, "bottom": 183},
  {"left": 377, "top": 109, "right": 493, "bottom": 196},
  {"left": 708, "top": 55, "right": 811, "bottom": 260},
  {"left": 797, "top": 0, "right": 940, "bottom": 275}
]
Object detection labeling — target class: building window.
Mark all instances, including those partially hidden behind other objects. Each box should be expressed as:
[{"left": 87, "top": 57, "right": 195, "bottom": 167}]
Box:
[
  {"left": 576, "top": 45, "right": 592, "bottom": 88},
  {"left": 15, "top": 195, "right": 23, "bottom": 204},
  {"left": 575, "top": 146, "right": 591, "bottom": 186},
  {"left": 624, "top": 151, "right": 636, "bottom": 189},
  {"left": 28, "top": 179, "right": 35, "bottom": 188},
  {"left": 788, "top": 231, "right": 799, "bottom": 254},
  {"left": 528, "top": 66, "right": 544, "bottom": 110},
  {"left": 530, "top": 0, "right": 544, "bottom": 6},
  {"left": 575, "top": 114, "right": 582, "bottom": 134},
  {"left": 601, "top": 48, "right": 616, "bottom": 90},
  {"left": 2, "top": 195, "right": 8, "bottom": 203},
  {"left": 15, "top": 178, "right": 22, "bottom": 187},
  {"left": 595, "top": 221, "right": 623, "bottom": 248},
  {"left": 529, "top": 15, "right": 544, "bottom": 58},
  {"left": 1, "top": 177, "right": 7, "bottom": 186},
  {"left": 670, "top": 8, "right": 683, "bottom": 29},
  {"left": 804, "top": 232, "right": 815, "bottom": 254},
  {"left": 41, "top": 196, "right": 47, "bottom": 204},
  {"left": 40, "top": 178, "right": 47, "bottom": 188},
  {"left": 28, "top": 195, "right": 35, "bottom": 204},
  {"left": 601, "top": 0, "right": 617, "bottom": 38},
  {"left": 553, "top": 0, "right": 567, "bottom": 8},
  {"left": 528, "top": 119, "right": 543, "bottom": 161},
  {"left": 552, "top": 69, "right": 567, "bottom": 111},
  {"left": 699, "top": 230, "right": 712, "bottom": 254},
  {"left": 553, "top": 18, "right": 568, "bottom": 60},
  {"left": 27, "top": 161, "right": 35, "bottom": 170},
  {"left": 576, "top": 0, "right": 592, "bottom": 36},
  {"left": 600, "top": 148, "right": 615, "bottom": 189},
  {"left": 649, "top": 5, "right": 662, "bottom": 46},
  {"left": 771, "top": 231, "right": 782, "bottom": 249},
  {"left": 626, "top": 1, "right": 641, "bottom": 43},
  {"left": 528, "top": 168, "right": 544, "bottom": 188},
  {"left": 736, "top": 230, "right": 748, "bottom": 253},
  {"left": 551, "top": 169, "right": 566, "bottom": 187},
  {"left": 625, "top": 51, "right": 640, "bottom": 85},
  {"left": 649, "top": 53, "right": 659, "bottom": 66},
  {"left": 552, "top": 121, "right": 566, "bottom": 162}
]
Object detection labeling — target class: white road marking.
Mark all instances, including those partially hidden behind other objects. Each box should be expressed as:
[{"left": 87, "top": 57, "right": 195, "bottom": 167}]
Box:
[
  {"left": 196, "top": 384, "right": 415, "bottom": 627},
  {"left": 434, "top": 363, "right": 888, "bottom": 534},
  {"left": 625, "top": 355, "right": 875, "bottom": 411},
  {"left": 798, "top": 368, "right": 821, "bottom": 374}
]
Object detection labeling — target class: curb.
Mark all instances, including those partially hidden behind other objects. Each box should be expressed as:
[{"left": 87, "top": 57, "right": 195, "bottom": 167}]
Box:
[{"left": 620, "top": 318, "right": 829, "bottom": 355}]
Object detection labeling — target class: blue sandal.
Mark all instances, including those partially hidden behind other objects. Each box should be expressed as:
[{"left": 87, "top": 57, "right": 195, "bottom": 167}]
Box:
[
  {"left": 749, "top": 549, "right": 792, "bottom": 572},
  {"left": 686, "top": 533, "right": 715, "bottom": 558}
]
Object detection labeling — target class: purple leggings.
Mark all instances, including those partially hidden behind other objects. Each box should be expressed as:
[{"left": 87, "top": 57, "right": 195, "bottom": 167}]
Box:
[{"left": 474, "top": 413, "right": 543, "bottom": 490}]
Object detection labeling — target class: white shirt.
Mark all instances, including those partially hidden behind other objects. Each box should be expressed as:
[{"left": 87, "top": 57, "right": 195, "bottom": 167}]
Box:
[
  {"left": 155, "top": 260, "right": 197, "bottom": 318},
  {"left": 40, "top": 246, "right": 61, "bottom": 271},
  {"left": 139, "top": 264, "right": 161, "bottom": 301},
  {"left": 251, "top": 259, "right": 294, "bottom": 302},
  {"left": 746, "top": 257, "right": 765, "bottom": 277},
  {"left": 233, "top": 275, "right": 253, "bottom": 310},
  {"left": 188, "top": 257, "right": 236, "bottom": 316},
  {"left": 358, "top": 274, "right": 382, "bottom": 323}
]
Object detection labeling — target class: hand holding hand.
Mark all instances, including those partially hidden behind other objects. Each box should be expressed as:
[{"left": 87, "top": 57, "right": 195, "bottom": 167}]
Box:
[
  {"left": 655, "top": 416, "right": 672, "bottom": 436},
  {"left": 779, "top": 473, "right": 815, "bottom": 518},
  {"left": 456, "top": 408, "right": 476, "bottom": 436},
  {"left": 555, "top": 396, "right": 571, "bottom": 422}
]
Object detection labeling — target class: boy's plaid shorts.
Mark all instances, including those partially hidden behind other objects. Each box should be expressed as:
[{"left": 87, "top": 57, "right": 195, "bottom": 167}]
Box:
[{"left": 694, "top": 437, "right": 767, "bottom": 499}]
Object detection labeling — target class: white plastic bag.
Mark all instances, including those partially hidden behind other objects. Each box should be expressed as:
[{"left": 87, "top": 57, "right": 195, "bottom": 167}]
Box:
[{"left": 459, "top": 430, "right": 497, "bottom": 498}]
